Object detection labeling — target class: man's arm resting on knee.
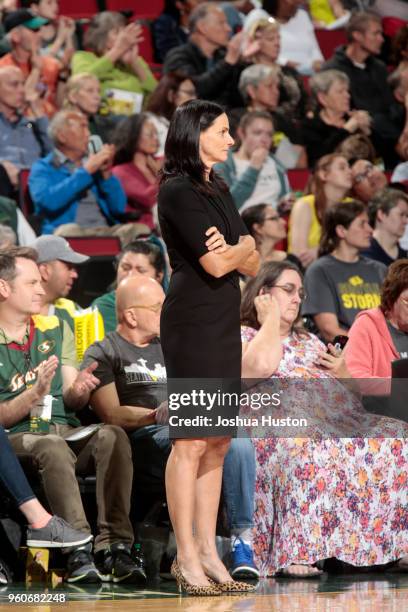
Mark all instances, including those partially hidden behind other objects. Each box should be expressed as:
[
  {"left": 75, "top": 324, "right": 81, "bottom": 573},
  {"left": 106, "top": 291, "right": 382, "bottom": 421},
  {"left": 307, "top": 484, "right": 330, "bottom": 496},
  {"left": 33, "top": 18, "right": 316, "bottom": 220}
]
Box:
[{"left": 90, "top": 383, "right": 156, "bottom": 430}]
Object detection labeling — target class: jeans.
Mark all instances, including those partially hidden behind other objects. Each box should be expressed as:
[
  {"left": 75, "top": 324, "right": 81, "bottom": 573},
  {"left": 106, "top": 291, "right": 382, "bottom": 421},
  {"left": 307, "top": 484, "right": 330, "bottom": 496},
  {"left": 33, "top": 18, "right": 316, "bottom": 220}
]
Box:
[
  {"left": 128, "top": 426, "right": 255, "bottom": 531},
  {"left": 223, "top": 438, "right": 255, "bottom": 530},
  {"left": 0, "top": 425, "right": 35, "bottom": 507}
]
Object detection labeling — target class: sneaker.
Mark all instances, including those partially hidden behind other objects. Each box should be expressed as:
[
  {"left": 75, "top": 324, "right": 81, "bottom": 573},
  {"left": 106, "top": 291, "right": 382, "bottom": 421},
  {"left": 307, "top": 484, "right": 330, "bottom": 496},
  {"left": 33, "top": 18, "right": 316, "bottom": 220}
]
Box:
[
  {"left": 230, "top": 538, "right": 260, "bottom": 580},
  {"left": 97, "top": 542, "right": 147, "bottom": 585},
  {"left": 66, "top": 544, "right": 102, "bottom": 583},
  {"left": 26, "top": 516, "right": 93, "bottom": 549}
]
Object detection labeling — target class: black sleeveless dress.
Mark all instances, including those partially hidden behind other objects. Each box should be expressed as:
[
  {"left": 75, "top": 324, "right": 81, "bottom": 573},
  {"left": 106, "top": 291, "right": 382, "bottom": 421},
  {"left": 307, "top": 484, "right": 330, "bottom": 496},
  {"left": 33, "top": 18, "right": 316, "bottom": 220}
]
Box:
[{"left": 158, "top": 176, "right": 249, "bottom": 436}]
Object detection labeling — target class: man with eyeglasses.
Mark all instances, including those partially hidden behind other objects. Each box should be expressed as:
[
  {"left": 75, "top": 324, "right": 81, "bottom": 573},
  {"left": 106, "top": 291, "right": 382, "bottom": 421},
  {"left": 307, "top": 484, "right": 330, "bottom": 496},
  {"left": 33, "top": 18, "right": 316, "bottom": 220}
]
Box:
[
  {"left": 0, "top": 247, "right": 143, "bottom": 585},
  {"left": 351, "top": 159, "right": 387, "bottom": 203},
  {"left": 82, "top": 274, "right": 260, "bottom": 580}
]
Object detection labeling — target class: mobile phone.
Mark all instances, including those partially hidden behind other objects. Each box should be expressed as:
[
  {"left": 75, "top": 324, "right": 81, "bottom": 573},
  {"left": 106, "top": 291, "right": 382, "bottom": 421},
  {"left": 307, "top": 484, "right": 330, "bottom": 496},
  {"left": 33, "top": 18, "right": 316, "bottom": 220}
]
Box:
[
  {"left": 331, "top": 335, "right": 349, "bottom": 351},
  {"left": 88, "top": 134, "right": 103, "bottom": 155}
]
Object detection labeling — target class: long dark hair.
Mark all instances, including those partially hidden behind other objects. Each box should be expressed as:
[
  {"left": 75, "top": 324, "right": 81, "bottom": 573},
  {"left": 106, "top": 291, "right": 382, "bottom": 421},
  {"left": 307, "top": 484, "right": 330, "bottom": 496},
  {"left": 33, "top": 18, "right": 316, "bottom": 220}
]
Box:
[
  {"left": 318, "top": 199, "right": 366, "bottom": 257},
  {"left": 112, "top": 113, "right": 150, "bottom": 166},
  {"left": 160, "top": 99, "right": 227, "bottom": 192},
  {"left": 241, "top": 260, "right": 306, "bottom": 335},
  {"left": 146, "top": 72, "right": 192, "bottom": 120}
]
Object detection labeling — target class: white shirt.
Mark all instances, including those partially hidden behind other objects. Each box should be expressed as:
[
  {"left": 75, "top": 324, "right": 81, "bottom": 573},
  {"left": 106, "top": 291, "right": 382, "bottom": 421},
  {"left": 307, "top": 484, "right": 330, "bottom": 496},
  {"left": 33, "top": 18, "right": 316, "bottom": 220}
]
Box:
[
  {"left": 233, "top": 154, "right": 281, "bottom": 211},
  {"left": 244, "top": 8, "right": 324, "bottom": 75}
]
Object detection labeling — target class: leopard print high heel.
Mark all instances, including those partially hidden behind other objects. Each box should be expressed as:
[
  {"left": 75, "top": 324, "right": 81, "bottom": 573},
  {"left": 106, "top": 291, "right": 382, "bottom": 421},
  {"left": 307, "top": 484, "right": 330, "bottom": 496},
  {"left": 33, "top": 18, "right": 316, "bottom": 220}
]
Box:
[
  {"left": 206, "top": 575, "right": 257, "bottom": 593},
  {"left": 170, "top": 559, "right": 221, "bottom": 596}
]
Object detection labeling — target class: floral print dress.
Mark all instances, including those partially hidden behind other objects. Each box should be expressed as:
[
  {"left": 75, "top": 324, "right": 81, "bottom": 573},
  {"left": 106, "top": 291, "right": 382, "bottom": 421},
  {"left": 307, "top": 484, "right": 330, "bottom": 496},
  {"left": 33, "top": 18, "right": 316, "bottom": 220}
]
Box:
[{"left": 241, "top": 326, "right": 408, "bottom": 576}]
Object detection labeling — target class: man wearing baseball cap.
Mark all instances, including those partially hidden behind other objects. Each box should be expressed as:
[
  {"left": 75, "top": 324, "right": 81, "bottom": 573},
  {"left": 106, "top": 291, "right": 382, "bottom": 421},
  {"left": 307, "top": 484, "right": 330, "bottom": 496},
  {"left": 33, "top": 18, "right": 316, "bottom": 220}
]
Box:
[
  {"left": 31, "top": 235, "right": 89, "bottom": 328},
  {"left": 0, "top": 9, "right": 61, "bottom": 116}
]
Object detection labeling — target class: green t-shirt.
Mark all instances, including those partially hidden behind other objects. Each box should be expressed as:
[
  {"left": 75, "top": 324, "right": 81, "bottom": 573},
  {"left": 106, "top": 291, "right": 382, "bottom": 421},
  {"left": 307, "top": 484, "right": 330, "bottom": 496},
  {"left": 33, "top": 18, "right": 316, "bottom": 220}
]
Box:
[
  {"left": 92, "top": 290, "right": 117, "bottom": 334},
  {"left": 0, "top": 315, "right": 80, "bottom": 433}
]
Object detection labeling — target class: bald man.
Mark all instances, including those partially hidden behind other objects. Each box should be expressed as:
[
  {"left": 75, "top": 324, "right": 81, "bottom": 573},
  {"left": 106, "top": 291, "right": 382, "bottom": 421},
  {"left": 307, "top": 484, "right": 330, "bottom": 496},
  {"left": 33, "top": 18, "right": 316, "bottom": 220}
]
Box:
[
  {"left": 82, "top": 275, "right": 260, "bottom": 580},
  {"left": 0, "top": 66, "right": 51, "bottom": 174}
]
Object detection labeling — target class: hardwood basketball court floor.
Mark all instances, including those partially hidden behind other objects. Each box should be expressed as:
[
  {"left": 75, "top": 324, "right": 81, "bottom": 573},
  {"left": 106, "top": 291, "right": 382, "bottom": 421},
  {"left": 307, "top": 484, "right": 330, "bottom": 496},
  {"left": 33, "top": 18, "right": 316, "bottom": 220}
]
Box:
[{"left": 1, "top": 573, "right": 408, "bottom": 611}]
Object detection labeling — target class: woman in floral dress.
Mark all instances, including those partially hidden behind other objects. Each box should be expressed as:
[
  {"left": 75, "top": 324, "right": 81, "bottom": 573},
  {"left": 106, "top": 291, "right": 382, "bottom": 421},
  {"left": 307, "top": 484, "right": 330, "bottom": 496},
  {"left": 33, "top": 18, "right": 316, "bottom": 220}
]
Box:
[{"left": 241, "top": 260, "right": 408, "bottom": 577}]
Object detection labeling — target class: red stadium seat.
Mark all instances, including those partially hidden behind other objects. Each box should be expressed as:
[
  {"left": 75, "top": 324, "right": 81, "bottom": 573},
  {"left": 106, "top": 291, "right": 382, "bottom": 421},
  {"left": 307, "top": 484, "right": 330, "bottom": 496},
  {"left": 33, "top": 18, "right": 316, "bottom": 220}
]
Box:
[
  {"left": 315, "top": 28, "right": 347, "bottom": 61},
  {"left": 287, "top": 169, "right": 310, "bottom": 193},
  {"left": 65, "top": 236, "right": 122, "bottom": 257},
  {"left": 58, "top": 0, "right": 98, "bottom": 18}
]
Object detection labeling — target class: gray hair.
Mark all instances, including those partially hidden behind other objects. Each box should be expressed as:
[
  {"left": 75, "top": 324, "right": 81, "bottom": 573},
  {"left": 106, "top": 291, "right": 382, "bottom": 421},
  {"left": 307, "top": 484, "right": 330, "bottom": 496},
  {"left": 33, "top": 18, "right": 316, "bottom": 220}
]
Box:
[
  {"left": 0, "top": 224, "right": 16, "bottom": 248},
  {"left": 48, "top": 110, "right": 85, "bottom": 144},
  {"left": 84, "top": 11, "right": 126, "bottom": 56},
  {"left": 368, "top": 188, "right": 408, "bottom": 228},
  {"left": 188, "top": 2, "right": 222, "bottom": 33},
  {"left": 239, "top": 64, "right": 280, "bottom": 104},
  {"left": 310, "top": 69, "right": 349, "bottom": 108}
]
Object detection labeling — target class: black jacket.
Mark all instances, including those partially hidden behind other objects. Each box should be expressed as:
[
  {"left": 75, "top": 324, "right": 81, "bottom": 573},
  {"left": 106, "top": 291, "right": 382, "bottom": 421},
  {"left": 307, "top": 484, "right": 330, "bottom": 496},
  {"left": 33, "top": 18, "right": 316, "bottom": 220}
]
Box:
[
  {"left": 323, "top": 46, "right": 393, "bottom": 115},
  {"left": 163, "top": 41, "right": 244, "bottom": 108},
  {"left": 323, "top": 47, "right": 400, "bottom": 167}
]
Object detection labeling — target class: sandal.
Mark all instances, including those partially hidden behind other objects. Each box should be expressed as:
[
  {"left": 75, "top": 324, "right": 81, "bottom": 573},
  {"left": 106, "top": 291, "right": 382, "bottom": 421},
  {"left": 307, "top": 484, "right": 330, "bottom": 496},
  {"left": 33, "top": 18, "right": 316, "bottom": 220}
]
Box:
[{"left": 277, "top": 564, "right": 324, "bottom": 579}]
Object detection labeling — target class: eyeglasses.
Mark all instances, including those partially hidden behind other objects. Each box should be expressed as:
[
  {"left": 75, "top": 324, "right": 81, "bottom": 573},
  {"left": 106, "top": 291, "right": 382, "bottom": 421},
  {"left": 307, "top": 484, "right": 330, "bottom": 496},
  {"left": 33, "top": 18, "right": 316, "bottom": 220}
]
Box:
[
  {"left": 268, "top": 283, "right": 307, "bottom": 300},
  {"left": 127, "top": 303, "right": 162, "bottom": 313},
  {"left": 353, "top": 163, "right": 374, "bottom": 184},
  {"left": 263, "top": 215, "right": 280, "bottom": 222}
]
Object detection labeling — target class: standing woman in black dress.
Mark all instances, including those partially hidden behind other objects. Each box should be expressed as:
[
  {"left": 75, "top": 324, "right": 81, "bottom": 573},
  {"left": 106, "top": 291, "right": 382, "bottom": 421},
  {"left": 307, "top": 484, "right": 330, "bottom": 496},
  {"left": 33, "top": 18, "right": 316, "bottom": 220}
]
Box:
[{"left": 158, "top": 100, "right": 260, "bottom": 595}]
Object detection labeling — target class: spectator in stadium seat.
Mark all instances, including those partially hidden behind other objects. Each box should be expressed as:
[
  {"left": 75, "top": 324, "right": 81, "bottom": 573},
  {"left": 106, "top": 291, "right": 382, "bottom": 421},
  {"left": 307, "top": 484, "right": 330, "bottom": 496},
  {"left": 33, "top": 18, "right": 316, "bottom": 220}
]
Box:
[
  {"left": 0, "top": 9, "right": 61, "bottom": 117},
  {"left": 240, "top": 259, "right": 408, "bottom": 577},
  {"left": 231, "top": 63, "right": 306, "bottom": 166},
  {"left": 21, "top": 0, "right": 76, "bottom": 73},
  {"left": 83, "top": 275, "right": 260, "bottom": 580},
  {"left": 153, "top": 0, "right": 199, "bottom": 63},
  {"left": 1, "top": 247, "right": 144, "bottom": 584},
  {"left": 0, "top": 66, "right": 51, "bottom": 173},
  {"left": 387, "top": 64, "right": 408, "bottom": 162},
  {"left": 31, "top": 235, "right": 89, "bottom": 328},
  {"left": 362, "top": 188, "right": 408, "bottom": 266},
  {"left": 71, "top": 12, "right": 157, "bottom": 116},
  {"left": 303, "top": 199, "right": 387, "bottom": 341},
  {"left": 29, "top": 110, "right": 126, "bottom": 235},
  {"left": 65, "top": 73, "right": 122, "bottom": 144},
  {"left": 241, "top": 203, "right": 302, "bottom": 268},
  {"left": 163, "top": 2, "right": 245, "bottom": 108},
  {"left": 0, "top": 424, "right": 93, "bottom": 557},
  {"left": 350, "top": 158, "right": 388, "bottom": 203},
  {"left": 112, "top": 114, "right": 160, "bottom": 231},
  {"left": 92, "top": 240, "right": 165, "bottom": 335},
  {"left": 302, "top": 69, "right": 372, "bottom": 168},
  {"left": 216, "top": 111, "right": 289, "bottom": 212},
  {"left": 288, "top": 153, "right": 352, "bottom": 268},
  {"left": 243, "top": 17, "right": 306, "bottom": 120},
  {"left": 322, "top": 12, "right": 401, "bottom": 167},
  {"left": 345, "top": 259, "right": 408, "bottom": 379},
  {"left": 146, "top": 71, "right": 197, "bottom": 156},
  {"left": 244, "top": 0, "right": 324, "bottom": 75}
]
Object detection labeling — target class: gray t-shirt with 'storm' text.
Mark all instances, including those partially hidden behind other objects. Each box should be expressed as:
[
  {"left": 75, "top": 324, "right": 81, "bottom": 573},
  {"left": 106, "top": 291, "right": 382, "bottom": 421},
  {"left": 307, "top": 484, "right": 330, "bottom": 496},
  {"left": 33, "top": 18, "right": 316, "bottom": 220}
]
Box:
[{"left": 302, "top": 255, "right": 387, "bottom": 330}]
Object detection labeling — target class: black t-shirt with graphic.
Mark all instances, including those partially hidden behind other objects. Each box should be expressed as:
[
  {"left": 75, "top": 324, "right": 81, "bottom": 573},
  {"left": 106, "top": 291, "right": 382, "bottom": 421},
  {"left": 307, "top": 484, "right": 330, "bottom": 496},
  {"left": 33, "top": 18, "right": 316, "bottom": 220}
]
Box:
[
  {"left": 81, "top": 332, "right": 167, "bottom": 408},
  {"left": 303, "top": 255, "right": 387, "bottom": 330}
]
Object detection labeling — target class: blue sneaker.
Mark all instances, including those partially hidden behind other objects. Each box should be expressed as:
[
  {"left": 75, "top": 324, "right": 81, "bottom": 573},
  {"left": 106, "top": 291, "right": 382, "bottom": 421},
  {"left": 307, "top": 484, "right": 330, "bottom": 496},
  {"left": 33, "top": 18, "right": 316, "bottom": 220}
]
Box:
[{"left": 230, "top": 538, "right": 260, "bottom": 580}]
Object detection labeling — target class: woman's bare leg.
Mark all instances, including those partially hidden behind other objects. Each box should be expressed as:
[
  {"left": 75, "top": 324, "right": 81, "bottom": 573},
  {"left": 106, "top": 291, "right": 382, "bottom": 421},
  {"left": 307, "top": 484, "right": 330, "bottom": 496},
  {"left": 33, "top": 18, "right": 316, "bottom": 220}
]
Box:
[
  {"left": 194, "top": 437, "right": 232, "bottom": 582},
  {"left": 165, "top": 438, "right": 212, "bottom": 585},
  {"left": 19, "top": 499, "right": 52, "bottom": 528}
]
